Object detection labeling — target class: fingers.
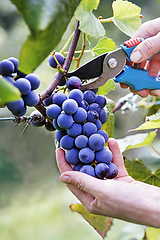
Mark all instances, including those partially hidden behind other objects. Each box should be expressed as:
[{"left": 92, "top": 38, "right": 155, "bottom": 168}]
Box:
[{"left": 56, "top": 148, "right": 72, "bottom": 174}]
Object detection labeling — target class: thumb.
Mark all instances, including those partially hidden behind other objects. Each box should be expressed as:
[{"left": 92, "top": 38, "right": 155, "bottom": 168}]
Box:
[{"left": 130, "top": 33, "right": 160, "bottom": 63}]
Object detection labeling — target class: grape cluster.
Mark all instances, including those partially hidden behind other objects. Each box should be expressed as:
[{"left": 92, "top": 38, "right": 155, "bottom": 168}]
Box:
[
  {"left": 45, "top": 88, "right": 118, "bottom": 179},
  {"left": 0, "top": 57, "right": 40, "bottom": 116}
]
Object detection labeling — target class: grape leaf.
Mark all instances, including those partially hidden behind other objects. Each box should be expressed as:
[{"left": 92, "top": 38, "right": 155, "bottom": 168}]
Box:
[
  {"left": 92, "top": 38, "right": 117, "bottom": 57},
  {"left": 10, "top": 0, "right": 81, "bottom": 73},
  {"left": 117, "top": 131, "right": 157, "bottom": 153},
  {"left": 112, "top": 0, "right": 142, "bottom": 37},
  {"left": 125, "top": 158, "right": 160, "bottom": 187},
  {"left": 75, "top": 0, "right": 105, "bottom": 38},
  {"left": 98, "top": 79, "right": 116, "bottom": 96},
  {"left": 130, "top": 119, "right": 160, "bottom": 131},
  {"left": 102, "top": 99, "right": 115, "bottom": 139},
  {"left": 0, "top": 77, "right": 21, "bottom": 106},
  {"left": 145, "top": 227, "right": 160, "bottom": 240},
  {"left": 70, "top": 203, "right": 112, "bottom": 239}
]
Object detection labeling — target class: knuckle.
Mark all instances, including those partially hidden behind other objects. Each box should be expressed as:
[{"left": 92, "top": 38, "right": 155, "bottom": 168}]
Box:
[
  {"left": 143, "top": 38, "right": 155, "bottom": 52},
  {"left": 75, "top": 179, "right": 86, "bottom": 191}
]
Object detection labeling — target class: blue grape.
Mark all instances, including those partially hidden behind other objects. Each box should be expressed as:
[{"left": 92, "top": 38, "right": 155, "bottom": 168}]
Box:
[
  {"left": 23, "top": 90, "right": 39, "bottom": 106},
  {"left": 107, "top": 162, "right": 118, "bottom": 179},
  {"left": 55, "top": 130, "right": 67, "bottom": 142},
  {"left": 67, "top": 122, "right": 82, "bottom": 137},
  {"left": 46, "top": 104, "right": 61, "bottom": 119},
  {"left": 97, "top": 129, "right": 108, "bottom": 143},
  {"left": 95, "top": 119, "right": 102, "bottom": 130},
  {"left": 25, "top": 73, "right": 41, "bottom": 90},
  {"left": 45, "top": 120, "right": 56, "bottom": 131},
  {"left": 87, "top": 110, "right": 99, "bottom": 123},
  {"left": 65, "top": 148, "right": 80, "bottom": 165},
  {"left": 8, "top": 57, "right": 19, "bottom": 72},
  {"left": 7, "top": 97, "right": 25, "bottom": 113},
  {"left": 0, "top": 59, "right": 15, "bottom": 76},
  {"left": 66, "top": 76, "right": 82, "bottom": 90},
  {"left": 62, "top": 99, "right": 78, "bottom": 115},
  {"left": 79, "top": 100, "right": 89, "bottom": 111},
  {"left": 73, "top": 162, "right": 84, "bottom": 171},
  {"left": 88, "top": 133, "right": 105, "bottom": 151},
  {"left": 95, "top": 147, "right": 112, "bottom": 164},
  {"left": 30, "top": 110, "right": 45, "bottom": 127},
  {"left": 80, "top": 165, "right": 95, "bottom": 177},
  {"left": 78, "top": 147, "right": 95, "bottom": 163},
  {"left": 68, "top": 89, "right": 83, "bottom": 104},
  {"left": 52, "top": 92, "right": 67, "bottom": 107},
  {"left": 73, "top": 107, "right": 87, "bottom": 123},
  {"left": 82, "top": 122, "right": 97, "bottom": 137},
  {"left": 99, "top": 108, "right": 107, "bottom": 124},
  {"left": 57, "top": 112, "right": 73, "bottom": 129},
  {"left": 60, "top": 135, "right": 74, "bottom": 150},
  {"left": 14, "top": 78, "right": 31, "bottom": 95},
  {"left": 89, "top": 103, "right": 101, "bottom": 114},
  {"left": 43, "top": 93, "right": 55, "bottom": 106},
  {"left": 95, "top": 95, "right": 107, "bottom": 108},
  {"left": 48, "top": 52, "right": 65, "bottom": 68},
  {"left": 53, "top": 119, "right": 64, "bottom": 131},
  {"left": 12, "top": 105, "right": 27, "bottom": 117},
  {"left": 53, "top": 72, "right": 66, "bottom": 86},
  {"left": 83, "top": 90, "right": 96, "bottom": 104},
  {"left": 75, "top": 135, "right": 88, "bottom": 149},
  {"left": 4, "top": 76, "right": 15, "bottom": 84},
  {"left": 95, "top": 163, "right": 109, "bottom": 179}
]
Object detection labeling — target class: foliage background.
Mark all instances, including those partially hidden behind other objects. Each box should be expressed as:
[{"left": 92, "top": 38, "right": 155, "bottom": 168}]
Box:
[{"left": 0, "top": 0, "right": 160, "bottom": 239}]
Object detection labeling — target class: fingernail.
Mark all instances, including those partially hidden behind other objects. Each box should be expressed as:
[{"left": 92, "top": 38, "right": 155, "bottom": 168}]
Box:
[
  {"left": 130, "top": 50, "right": 143, "bottom": 62},
  {"left": 60, "top": 174, "right": 71, "bottom": 184}
]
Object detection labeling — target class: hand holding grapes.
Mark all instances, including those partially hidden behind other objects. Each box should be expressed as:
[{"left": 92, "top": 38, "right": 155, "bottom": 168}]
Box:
[
  {"left": 120, "top": 17, "right": 160, "bottom": 97},
  {"left": 56, "top": 138, "right": 160, "bottom": 227}
]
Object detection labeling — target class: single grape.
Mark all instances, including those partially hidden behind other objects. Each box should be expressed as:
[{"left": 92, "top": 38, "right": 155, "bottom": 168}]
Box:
[
  {"left": 46, "top": 104, "right": 61, "bottom": 119},
  {"left": 73, "top": 162, "right": 84, "bottom": 171},
  {"left": 83, "top": 90, "right": 96, "bottom": 104},
  {"left": 0, "top": 59, "right": 15, "bottom": 76},
  {"left": 55, "top": 130, "right": 67, "bottom": 142},
  {"left": 95, "top": 119, "right": 102, "bottom": 130},
  {"left": 95, "top": 163, "right": 109, "bottom": 179},
  {"left": 53, "top": 119, "right": 64, "bottom": 131},
  {"left": 43, "top": 93, "right": 55, "bottom": 106},
  {"left": 53, "top": 72, "right": 66, "bottom": 86},
  {"left": 95, "top": 95, "right": 107, "bottom": 108},
  {"left": 14, "top": 78, "right": 31, "bottom": 95},
  {"left": 95, "top": 147, "right": 112, "bottom": 164},
  {"left": 57, "top": 112, "right": 73, "bottom": 129},
  {"left": 45, "top": 120, "right": 56, "bottom": 131},
  {"left": 88, "top": 133, "right": 105, "bottom": 151},
  {"left": 87, "top": 110, "right": 99, "bottom": 123},
  {"left": 52, "top": 92, "right": 67, "bottom": 107},
  {"left": 30, "top": 110, "right": 45, "bottom": 127},
  {"left": 7, "top": 97, "right": 25, "bottom": 113},
  {"left": 99, "top": 108, "right": 107, "bottom": 124},
  {"left": 67, "top": 122, "right": 82, "bottom": 137},
  {"left": 82, "top": 122, "right": 97, "bottom": 137},
  {"left": 23, "top": 90, "right": 39, "bottom": 106},
  {"left": 89, "top": 103, "right": 101, "bottom": 114},
  {"left": 60, "top": 135, "right": 74, "bottom": 150},
  {"left": 73, "top": 107, "right": 87, "bottom": 123},
  {"left": 4, "top": 76, "right": 15, "bottom": 84},
  {"left": 107, "top": 162, "right": 118, "bottom": 179},
  {"left": 8, "top": 57, "right": 19, "bottom": 72},
  {"left": 11, "top": 105, "right": 27, "bottom": 117},
  {"left": 68, "top": 89, "right": 84, "bottom": 104},
  {"left": 75, "top": 135, "right": 88, "bottom": 149},
  {"left": 25, "top": 73, "right": 41, "bottom": 90},
  {"left": 65, "top": 148, "right": 80, "bottom": 165},
  {"left": 66, "top": 76, "right": 82, "bottom": 90},
  {"left": 80, "top": 165, "right": 95, "bottom": 177},
  {"left": 62, "top": 99, "right": 78, "bottom": 115},
  {"left": 78, "top": 147, "right": 95, "bottom": 164},
  {"left": 48, "top": 52, "right": 65, "bottom": 68},
  {"left": 79, "top": 100, "right": 89, "bottom": 111},
  {"left": 97, "top": 129, "right": 108, "bottom": 143}
]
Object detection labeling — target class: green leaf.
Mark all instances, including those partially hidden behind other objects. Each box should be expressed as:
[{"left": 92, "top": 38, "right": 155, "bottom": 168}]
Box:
[
  {"left": 98, "top": 79, "right": 116, "bottom": 96},
  {"left": 125, "top": 158, "right": 160, "bottom": 187},
  {"left": 130, "top": 119, "right": 160, "bottom": 132},
  {"left": 10, "top": 0, "right": 81, "bottom": 73},
  {"left": 102, "top": 99, "right": 115, "bottom": 139},
  {"left": 70, "top": 203, "right": 112, "bottom": 239},
  {"left": 117, "top": 131, "right": 157, "bottom": 153},
  {"left": 92, "top": 38, "right": 117, "bottom": 57},
  {"left": 75, "top": 1, "right": 105, "bottom": 38},
  {"left": 145, "top": 227, "right": 160, "bottom": 240},
  {"left": 112, "top": 0, "right": 142, "bottom": 37},
  {"left": 0, "top": 77, "right": 21, "bottom": 106}
]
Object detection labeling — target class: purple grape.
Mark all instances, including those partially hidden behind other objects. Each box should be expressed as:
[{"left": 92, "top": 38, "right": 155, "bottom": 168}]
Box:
[
  {"left": 80, "top": 165, "right": 95, "bottom": 177},
  {"left": 57, "top": 112, "right": 73, "bottom": 129},
  {"left": 45, "top": 120, "right": 56, "bottom": 131},
  {"left": 48, "top": 52, "right": 65, "bottom": 68},
  {"left": 53, "top": 72, "right": 66, "bottom": 86},
  {"left": 0, "top": 59, "right": 15, "bottom": 76},
  {"left": 97, "top": 129, "right": 108, "bottom": 143},
  {"left": 95, "top": 119, "right": 102, "bottom": 130},
  {"left": 11, "top": 105, "right": 27, "bottom": 117},
  {"left": 46, "top": 104, "right": 61, "bottom": 119},
  {"left": 55, "top": 130, "right": 67, "bottom": 142},
  {"left": 95, "top": 95, "right": 107, "bottom": 108},
  {"left": 95, "top": 147, "right": 112, "bottom": 164},
  {"left": 4, "top": 76, "right": 15, "bottom": 84},
  {"left": 78, "top": 147, "right": 95, "bottom": 164},
  {"left": 66, "top": 76, "right": 82, "bottom": 90},
  {"left": 88, "top": 133, "right": 105, "bottom": 151},
  {"left": 7, "top": 98, "right": 25, "bottom": 113},
  {"left": 62, "top": 99, "right": 78, "bottom": 115},
  {"left": 65, "top": 148, "right": 80, "bottom": 165},
  {"left": 73, "top": 162, "right": 84, "bottom": 171},
  {"left": 73, "top": 107, "right": 87, "bottom": 123},
  {"left": 95, "top": 163, "right": 109, "bottom": 179},
  {"left": 75, "top": 135, "right": 88, "bottom": 149},
  {"left": 8, "top": 57, "right": 19, "bottom": 72},
  {"left": 89, "top": 103, "right": 101, "bottom": 114},
  {"left": 67, "top": 122, "right": 82, "bottom": 137},
  {"left": 60, "top": 135, "right": 74, "bottom": 150},
  {"left": 23, "top": 90, "right": 39, "bottom": 106},
  {"left": 68, "top": 89, "right": 84, "bottom": 104},
  {"left": 79, "top": 100, "right": 89, "bottom": 111},
  {"left": 107, "top": 163, "right": 118, "bottom": 179},
  {"left": 25, "top": 73, "right": 41, "bottom": 90},
  {"left": 87, "top": 110, "right": 99, "bottom": 123},
  {"left": 52, "top": 92, "right": 67, "bottom": 107},
  {"left": 82, "top": 122, "right": 97, "bottom": 137},
  {"left": 53, "top": 119, "right": 64, "bottom": 131},
  {"left": 99, "top": 108, "right": 107, "bottom": 124},
  {"left": 14, "top": 78, "right": 31, "bottom": 95},
  {"left": 43, "top": 93, "right": 55, "bottom": 106},
  {"left": 30, "top": 110, "right": 45, "bottom": 127},
  {"left": 83, "top": 90, "right": 96, "bottom": 104}
]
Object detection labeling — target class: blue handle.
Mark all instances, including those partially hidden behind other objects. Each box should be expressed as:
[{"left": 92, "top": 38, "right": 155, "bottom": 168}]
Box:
[{"left": 114, "top": 65, "right": 160, "bottom": 91}]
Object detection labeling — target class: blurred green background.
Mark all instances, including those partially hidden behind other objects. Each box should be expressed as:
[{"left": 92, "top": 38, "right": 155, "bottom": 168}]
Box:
[{"left": 0, "top": 0, "right": 160, "bottom": 239}]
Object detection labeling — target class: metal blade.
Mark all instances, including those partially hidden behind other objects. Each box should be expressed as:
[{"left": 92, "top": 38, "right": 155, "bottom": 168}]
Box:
[
  {"left": 81, "top": 48, "right": 127, "bottom": 91},
  {"left": 66, "top": 53, "right": 108, "bottom": 79}
]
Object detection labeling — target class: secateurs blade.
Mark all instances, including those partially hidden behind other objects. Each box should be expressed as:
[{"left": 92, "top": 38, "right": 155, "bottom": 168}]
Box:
[{"left": 67, "top": 37, "right": 160, "bottom": 91}]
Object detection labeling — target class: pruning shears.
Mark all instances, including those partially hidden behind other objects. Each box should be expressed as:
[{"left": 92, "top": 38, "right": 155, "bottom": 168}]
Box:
[{"left": 67, "top": 37, "right": 160, "bottom": 91}]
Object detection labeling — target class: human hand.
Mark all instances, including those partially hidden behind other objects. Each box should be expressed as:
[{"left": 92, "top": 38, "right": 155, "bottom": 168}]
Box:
[
  {"left": 56, "top": 138, "right": 160, "bottom": 227},
  {"left": 120, "top": 17, "right": 160, "bottom": 97}
]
